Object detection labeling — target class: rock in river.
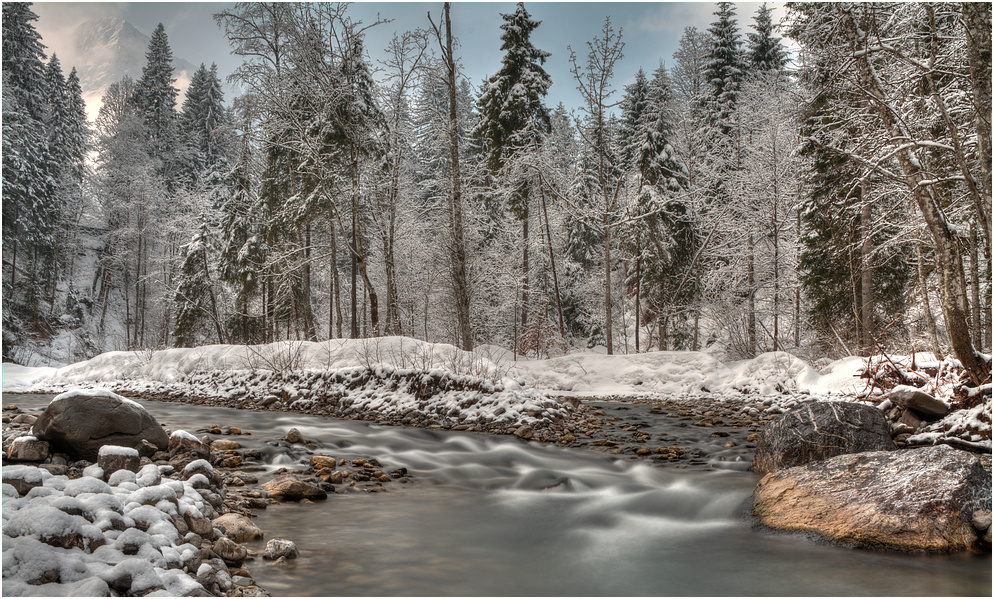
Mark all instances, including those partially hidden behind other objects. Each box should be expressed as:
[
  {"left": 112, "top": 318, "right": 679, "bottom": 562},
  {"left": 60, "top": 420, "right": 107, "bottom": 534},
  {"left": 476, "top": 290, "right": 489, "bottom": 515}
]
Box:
[
  {"left": 753, "top": 444, "right": 992, "bottom": 552},
  {"left": 259, "top": 473, "right": 328, "bottom": 501},
  {"left": 212, "top": 513, "right": 264, "bottom": 542},
  {"left": 32, "top": 389, "right": 168, "bottom": 461},
  {"left": 752, "top": 401, "right": 893, "bottom": 474}
]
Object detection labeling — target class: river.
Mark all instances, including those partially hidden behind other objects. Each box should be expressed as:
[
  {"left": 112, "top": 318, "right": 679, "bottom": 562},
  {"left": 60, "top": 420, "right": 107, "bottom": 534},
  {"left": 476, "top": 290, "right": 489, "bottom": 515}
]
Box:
[{"left": 4, "top": 393, "right": 990, "bottom": 596}]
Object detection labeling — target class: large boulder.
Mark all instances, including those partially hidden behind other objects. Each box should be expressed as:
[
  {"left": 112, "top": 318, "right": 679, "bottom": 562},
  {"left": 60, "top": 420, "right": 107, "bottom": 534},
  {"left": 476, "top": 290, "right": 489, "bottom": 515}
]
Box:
[
  {"left": 753, "top": 445, "right": 991, "bottom": 552},
  {"left": 752, "top": 401, "right": 894, "bottom": 474},
  {"left": 32, "top": 389, "right": 168, "bottom": 461}
]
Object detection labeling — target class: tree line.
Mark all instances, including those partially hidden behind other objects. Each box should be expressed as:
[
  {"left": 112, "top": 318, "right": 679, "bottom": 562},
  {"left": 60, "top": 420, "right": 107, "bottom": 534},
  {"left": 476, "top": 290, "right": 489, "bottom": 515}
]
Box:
[{"left": 2, "top": 2, "right": 989, "bottom": 384}]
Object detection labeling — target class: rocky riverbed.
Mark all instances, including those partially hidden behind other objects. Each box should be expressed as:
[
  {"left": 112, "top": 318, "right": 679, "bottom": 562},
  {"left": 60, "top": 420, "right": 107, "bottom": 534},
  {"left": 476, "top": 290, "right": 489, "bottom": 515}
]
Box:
[{"left": 2, "top": 396, "right": 415, "bottom": 597}]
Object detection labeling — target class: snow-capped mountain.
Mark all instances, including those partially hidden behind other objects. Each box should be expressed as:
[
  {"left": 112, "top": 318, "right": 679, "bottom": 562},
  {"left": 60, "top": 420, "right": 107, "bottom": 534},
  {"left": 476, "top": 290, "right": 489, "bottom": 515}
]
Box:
[{"left": 70, "top": 17, "right": 198, "bottom": 118}]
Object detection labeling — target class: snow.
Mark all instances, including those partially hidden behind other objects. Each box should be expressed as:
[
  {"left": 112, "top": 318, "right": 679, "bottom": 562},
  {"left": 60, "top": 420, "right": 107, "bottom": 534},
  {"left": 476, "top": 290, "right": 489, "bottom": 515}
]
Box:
[
  {"left": 50, "top": 387, "right": 146, "bottom": 411},
  {"left": 97, "top": 445, "right": 139, "bottom": 458},
  {"left": 4, "top": 338, "right": 869, "bottom": 398},
  {"left": 1, "top": 363, "right": 58, "bottom": 392},
  {"left": 3, "top": 461, "right": 218, "bottom": 596},
  {"left": 169, "top": 429, "right": 200, "bottom": 442}
]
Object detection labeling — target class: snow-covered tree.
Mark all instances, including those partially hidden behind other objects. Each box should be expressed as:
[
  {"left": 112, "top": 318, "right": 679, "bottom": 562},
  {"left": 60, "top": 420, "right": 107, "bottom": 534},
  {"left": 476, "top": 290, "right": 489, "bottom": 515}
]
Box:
[
  {"left": 2, "top": 2, "right": 60, "bottom": 352},
  {"left": 174, "top": 217, "right": 225, "bottom": 346},
  {"left": 747, "top": 3, "right": 788, "bottom": 72}
]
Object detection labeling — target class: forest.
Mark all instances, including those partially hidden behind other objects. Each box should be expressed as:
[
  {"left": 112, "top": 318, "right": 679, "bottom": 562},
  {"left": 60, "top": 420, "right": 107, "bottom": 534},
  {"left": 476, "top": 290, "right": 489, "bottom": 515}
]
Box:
[{"left": 2, "top": 1, "right": 991, "bottom": 385}]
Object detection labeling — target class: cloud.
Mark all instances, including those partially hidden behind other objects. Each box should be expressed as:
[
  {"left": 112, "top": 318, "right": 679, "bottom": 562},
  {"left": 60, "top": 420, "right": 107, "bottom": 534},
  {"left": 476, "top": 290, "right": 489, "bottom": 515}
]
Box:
[{"left": 33, "top": 2, "right": 126, "bottom": 70}]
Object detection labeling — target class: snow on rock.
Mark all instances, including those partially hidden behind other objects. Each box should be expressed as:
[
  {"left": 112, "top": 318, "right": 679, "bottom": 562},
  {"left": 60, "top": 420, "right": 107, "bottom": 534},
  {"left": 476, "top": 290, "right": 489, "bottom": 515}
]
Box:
[{"left": 1, "top": 462, "right": 235, "bottom": 596}]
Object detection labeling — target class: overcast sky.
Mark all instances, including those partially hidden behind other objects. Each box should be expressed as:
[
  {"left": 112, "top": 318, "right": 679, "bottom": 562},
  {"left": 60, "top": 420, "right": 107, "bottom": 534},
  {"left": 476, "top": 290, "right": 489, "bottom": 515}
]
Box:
[{"left": 33, "top": 1, "right": 789, "bottom": 113}]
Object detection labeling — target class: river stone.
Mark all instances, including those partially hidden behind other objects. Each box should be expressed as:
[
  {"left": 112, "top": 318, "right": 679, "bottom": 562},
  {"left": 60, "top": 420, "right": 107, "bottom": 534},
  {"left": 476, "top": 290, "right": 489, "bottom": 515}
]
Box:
[
  {"left": 169, "top": 431, "right": 211, "bottom": 458},
  {"left": 262, "top": 538, "right": 299, "bottom": 560},
  {"left": 7, "top": 437, "right": 50, "bottom": 462},
  {"left": 32, "top": 390, "right": 168, "bottom": 461},
  {"left": 213, "top": 536, "right": 248, "bottom": 566},
  {"left": 259, "top": 473, "right": 327, "bottom": 501},
  {"left": 210, "top": 439, "right": 241, "bottom": 451},
  {"left": 885, "top": 385, "right": 949, "bottom": 420},
  {"left": 753, "top": 445, "right": 992, "bottom": 552},
  {"left": 97, "top": 445, "right": 141, "bottom": 477},
  {"left": 310, "top": 455, "right": 337, "bottom": 470},
  {"left": 752, "top": 401, "right": 893, "bottom": 474},
  {"left": 212, "top": 513, "right": 263, "bottom": 542}
]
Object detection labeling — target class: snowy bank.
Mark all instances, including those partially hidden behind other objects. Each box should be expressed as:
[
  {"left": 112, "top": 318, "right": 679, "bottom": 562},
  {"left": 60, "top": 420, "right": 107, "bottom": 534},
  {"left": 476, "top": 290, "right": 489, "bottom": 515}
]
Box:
[
  {"left": 509, "top": 350, "right": 865, "bottom": 396},
  {"left": 4, "top": 339, "right": 867, "bottom": 398}
]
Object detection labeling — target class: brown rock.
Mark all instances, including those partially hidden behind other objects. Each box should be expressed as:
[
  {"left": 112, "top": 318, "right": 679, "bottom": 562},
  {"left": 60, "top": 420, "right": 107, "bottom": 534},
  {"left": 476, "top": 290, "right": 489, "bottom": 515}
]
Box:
[
  {"left": 284, "top": 428, "right": 303, "bottom": 443},
  {"left": 753, "top": 445, "right": 990, "bottom": 552},
  {"left": 886, "top": 386, "right": 949, "bottom": 420},
  {"left": 212, "top": 513, "right": 263, "bottom": 542},
  {"left": 310, "top": 455, "right": 338, "bottom": 470},
  {"left": 97, "top": 446, "right": 141, "bottom": 476},
  {"left": 211, "top": 439, "right": 241, "bottom": 451},
  {"left": 213, "top": 537, "right": 248, "bottom": 566},
  {"left": 6, "top": 437, "right": 50, "bottom": 462},
  {"left": 513, "top": 425, "right": 534, "bottom": 439},
  {"left": 168, "top": 431, "right": 210, "bottom": 459},
  {"left": 259, "top": 473, "right": 327, "bottom": 501}
]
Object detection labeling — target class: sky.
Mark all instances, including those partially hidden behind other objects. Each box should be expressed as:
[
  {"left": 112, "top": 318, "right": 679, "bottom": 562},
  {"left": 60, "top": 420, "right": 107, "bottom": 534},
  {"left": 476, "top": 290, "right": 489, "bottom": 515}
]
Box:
[{"left": 32, "top": 1, "right": 789, "bottom": 116}]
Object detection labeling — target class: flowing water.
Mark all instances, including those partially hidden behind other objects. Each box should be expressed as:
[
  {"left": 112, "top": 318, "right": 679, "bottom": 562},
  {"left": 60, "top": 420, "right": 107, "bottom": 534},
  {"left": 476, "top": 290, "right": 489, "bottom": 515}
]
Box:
[{"left": 4, "top": 393, "right": 990, "bottom": 596}]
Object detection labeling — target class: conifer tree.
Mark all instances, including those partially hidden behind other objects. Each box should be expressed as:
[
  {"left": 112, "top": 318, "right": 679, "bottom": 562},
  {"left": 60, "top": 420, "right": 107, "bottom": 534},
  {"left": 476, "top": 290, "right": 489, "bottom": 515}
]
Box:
[
  {"left": 2, "top": 1, "right": 59, "bottom": 346},
  {"left": 474, "top": 2, "right": 552, "bottom": 335},
  {"left": 747, "top": 4, "right": 788, "bottom": 72},
  {"left": 704, "top": 2, "right": 747, "bottom": 133},
  {"left": 134, "top": 23, "right": 180, "bottom": 181},
  {"left": 181, "top": 62, "right": 228, "bottom": 181},
  {"left": 174, "top": 217, "right": 224, "bottom": 346}
]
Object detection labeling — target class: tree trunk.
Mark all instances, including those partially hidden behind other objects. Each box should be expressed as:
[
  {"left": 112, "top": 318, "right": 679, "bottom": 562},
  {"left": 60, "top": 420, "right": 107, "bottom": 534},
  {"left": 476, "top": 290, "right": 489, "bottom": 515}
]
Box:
[
  {"left": 603, "top": 214, "right": 613, "bottom": 354},
  {"left": 302, "top": 224, "right": 316, "bottom": 340},
  {"left": 435, "top": 2, "right": 472, "bottom": 350},
  {"left": 840, "top": 6, "right": 987, "bottom": 384},
  {"left": 962, "top": 1, "right": 992, "bottom": 259},
  {"left": 539, "top": 183, "right": 566, "bottom": 352},
  {"left": 747, "top": 234, "right": 756, "bottom": 357},
  {"left": 521, "top": 215, "right": 529, "bottom": 330},
  {"left": 860, "top": 184, "right": 874, "bottom": 355},
  {"left": 916, "top": 241, "right": 942, "bottom": 357}
]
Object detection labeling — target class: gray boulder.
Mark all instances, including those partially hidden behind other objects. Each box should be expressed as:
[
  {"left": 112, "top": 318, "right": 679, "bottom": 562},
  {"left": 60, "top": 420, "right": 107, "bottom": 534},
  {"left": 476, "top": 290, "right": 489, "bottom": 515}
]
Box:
[
  {"left": 32, "top": 390, "right": 168, "bottom": 461},
  {"left": 753, "top": 445, "right": 991, "bottom": 552},
  {"left": 752, "top": 401, "right": 894, "bottom": 474},
  {"left": 885, "top": 385, "right": 949, "bottom": 420}
]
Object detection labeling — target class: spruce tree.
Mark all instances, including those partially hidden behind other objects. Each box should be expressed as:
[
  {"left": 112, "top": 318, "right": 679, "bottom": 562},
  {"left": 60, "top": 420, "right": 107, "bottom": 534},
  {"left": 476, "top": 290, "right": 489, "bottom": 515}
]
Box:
[
  {"left": 181, "top": 62, "right": 227, "bottom": 180},
  {"left": 174, "top": 216, "right": 224, "bottom": 346},
  {"left": 473, "top": 2, "right": 553, "bottom": 333},
  {"left": 704, "top": 1, "right": 747, "bottom": 133},
  {"left": 134, "top": 23, "right": 180, "bottom": 180},
  {"left": 474, "top": 2, "right": 553, "bottom": 177},
  {"left": 2, "top": 1, "right": 59, "bottom": 345},
  {"left": 747, "top": 4, "right": 788, "bottom": 72}
]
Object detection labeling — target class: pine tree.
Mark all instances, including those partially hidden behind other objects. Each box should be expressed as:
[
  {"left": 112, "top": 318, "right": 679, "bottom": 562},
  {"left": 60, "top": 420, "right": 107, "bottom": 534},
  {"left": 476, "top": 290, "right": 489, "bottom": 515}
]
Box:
[
  {"left": 2, "top": 1, "right": 60, "bottom": 350},
  {"left": 704, "top": 2, "right": 747, "bottom": 133},
  {"left": 474, "top": 2, "right": 553, "bottom": 177},
  {"left": 181, "top": 62, "right": 228, "bottom": 181},
  {"left": 473, "top": 2, "right": 553, "bottom": 337},
  {"left": 134, "top": 23, "right": 180, "bottom": 181},
  {"left": 747, "top": 3, "right": 788, "bottom": 72}
]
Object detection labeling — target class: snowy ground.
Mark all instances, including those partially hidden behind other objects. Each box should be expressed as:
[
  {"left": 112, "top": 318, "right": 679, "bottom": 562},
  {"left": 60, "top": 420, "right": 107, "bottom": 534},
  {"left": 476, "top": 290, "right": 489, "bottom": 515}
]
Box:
[{"left": 2, "top": 337, "right": 989, "bottom": 449}]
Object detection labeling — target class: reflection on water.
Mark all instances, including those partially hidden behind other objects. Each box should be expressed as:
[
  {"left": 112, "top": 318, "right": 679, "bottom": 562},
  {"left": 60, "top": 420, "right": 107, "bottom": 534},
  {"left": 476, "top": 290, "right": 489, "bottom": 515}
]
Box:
[{"left": 5, "top": 394, "right": 990, "bottom": 596}]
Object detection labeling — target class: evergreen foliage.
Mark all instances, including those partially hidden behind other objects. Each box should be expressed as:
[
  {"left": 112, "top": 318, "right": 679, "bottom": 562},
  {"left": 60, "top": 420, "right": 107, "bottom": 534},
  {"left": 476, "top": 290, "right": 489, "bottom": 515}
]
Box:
[{"left": 747, "top": 3, "right": 788, "bottom": 72}]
